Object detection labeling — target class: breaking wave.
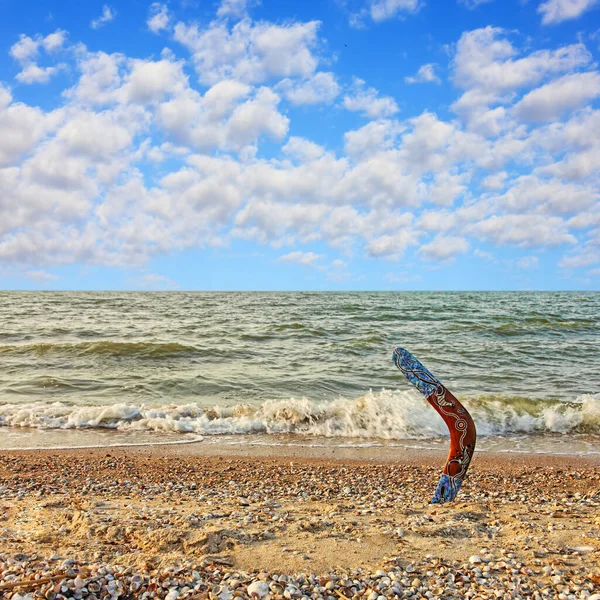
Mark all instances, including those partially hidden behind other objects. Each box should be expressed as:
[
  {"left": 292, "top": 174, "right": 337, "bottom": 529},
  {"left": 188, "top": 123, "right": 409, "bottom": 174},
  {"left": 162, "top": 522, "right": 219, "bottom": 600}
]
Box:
[{"left": 1, "top": 390, "right": 599, "bottom": 438}]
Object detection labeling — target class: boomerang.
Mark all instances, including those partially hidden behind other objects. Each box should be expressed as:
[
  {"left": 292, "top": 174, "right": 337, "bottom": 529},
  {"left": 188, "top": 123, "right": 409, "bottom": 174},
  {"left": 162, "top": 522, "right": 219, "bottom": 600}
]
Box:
[{"left": 393, "top": 347, "right": 476, "bottom": 503}]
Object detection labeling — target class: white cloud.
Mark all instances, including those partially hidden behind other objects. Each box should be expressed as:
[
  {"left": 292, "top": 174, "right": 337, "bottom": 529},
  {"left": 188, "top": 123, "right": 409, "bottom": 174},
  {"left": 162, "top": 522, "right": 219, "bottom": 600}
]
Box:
[
  {"left": 513, "top": 72, "right": 600, "bottom": 121},
  {"left": 174, "top": 19, "right": 321, "bottom": 85},
  {"left": 450, "top": 27, "right": 594, "bottom": 137},
  {"left": 25, "top": 269, "right": 59, "bottom": 281},
  {"left": 9, "top": 30, "right": 68, "bottom": 85},
  {"left": 453, "top": 27, "right": 591, "bottom": 96},
  {"left": 217, "top": 0, "right": 257, "bottom": 19},
  {"left": 418, "top": 235, "right": 469, "bottom": 261},
  {"left": 147, "top": 3, "right": 170, "bottom": 34},
  {"left": 155, "top": 82, "right": 289, "bottom": 153},
  {"left": 0, "top": 85, "right": 11, "bottom": 109},
  {"left": 119, "top": 56, "right": 188, "bottom": 104},
  {"left": 559, "top": 245, "right": 599, "bottom": 268},
  {"left": 405, "top": 63, "right": 441, "bottom": 84},
  {"left": 370, "top": 0, "right": 421, "bottom": 22},
  {"left": 344, "top": 119, "right": 404, "bottom": 157},
  {"left": 0, "top": 100, "right": 60, "bottom": 166},
  {"left": 65, "top": 51, "right": 125, "bottom": 106},
  {"left": 15, "top": 64, "right": 62, "bottom": 84},
  {"left": 366, "top": 229, "right": 421, "bottom": 260},
  {"left": 226, "top": 87, "right": 289, "bottom": 149},
  {"left": 458, "top": 0, "right": 496, "bottom": 8},
  {"left": 42, "top": 30, "right": 68, "bottom": 52},
  {"left": 278, "top": 72, "right": 339, "bottom": 105},
  {"left": 516, "top": 255, "right": 539, "bottom": 269},
  {"left": 10, "top": 35, "right": 40, "bottom": 63},
  {"left": 343, "top": 78, "right": 399, "bottom": 118},
  {"left": 472, "top": 214, "right": 577, "bottom": 247},
  {"left": 10, "top": 30, "right": 67, "bottom": 62},
  {"left": 2, "top": 17, "right": 599, "bottom": 276},
  {"left": 495, "top": 175, "right": 599, "bottom": 214},
  {"left": 283, "top": 137, "right": 326, "bottom": 162},
  {"left": 278, "top": 250, "right": 323, "bottom": 266},
  {"left": 482, "top": 171, "right": 507, "bottom": 189},
  {"left": 91, "top": 5, "right": 116, "bottom": 29},
  {"left": 202, "top": 80, "right": 251, "bottom": 119},
  {"left": 538, "top": 0, "right": 599, "bottom": 25}
]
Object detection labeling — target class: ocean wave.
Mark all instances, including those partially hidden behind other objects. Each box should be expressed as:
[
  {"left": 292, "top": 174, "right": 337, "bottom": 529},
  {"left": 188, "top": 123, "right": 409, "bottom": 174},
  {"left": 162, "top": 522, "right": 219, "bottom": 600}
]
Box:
[
  {"left": 1, "top": 390, "right": 598, "bottom": 438},
  {"left": 0, "top": 341, "right": 200, "bottom": 358}
]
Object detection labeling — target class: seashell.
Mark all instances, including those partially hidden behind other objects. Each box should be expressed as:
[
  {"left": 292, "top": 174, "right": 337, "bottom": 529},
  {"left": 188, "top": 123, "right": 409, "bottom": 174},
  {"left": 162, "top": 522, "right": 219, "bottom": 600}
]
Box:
[{"left": 88, "top": 581, "right": 101, "bottom": 593}]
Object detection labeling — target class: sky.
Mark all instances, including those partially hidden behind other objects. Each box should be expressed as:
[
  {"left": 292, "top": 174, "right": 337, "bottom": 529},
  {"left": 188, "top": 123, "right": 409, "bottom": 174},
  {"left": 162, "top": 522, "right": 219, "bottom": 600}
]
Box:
[{"left": 1, "top": 0, "right": 600, "bottom": 291}]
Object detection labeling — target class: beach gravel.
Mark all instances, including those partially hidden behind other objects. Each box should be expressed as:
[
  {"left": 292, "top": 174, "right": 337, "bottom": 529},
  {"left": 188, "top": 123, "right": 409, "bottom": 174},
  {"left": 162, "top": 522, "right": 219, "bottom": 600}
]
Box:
[{"left": 0, "top": 450, "right": 599, "bottom": 599}]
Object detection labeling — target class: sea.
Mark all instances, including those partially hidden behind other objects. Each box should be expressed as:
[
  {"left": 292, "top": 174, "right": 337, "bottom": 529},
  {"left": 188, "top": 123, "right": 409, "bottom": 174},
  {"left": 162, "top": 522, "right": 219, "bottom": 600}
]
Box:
[{"left": 0, "top": 291, "right": 598, "bottom": 455}]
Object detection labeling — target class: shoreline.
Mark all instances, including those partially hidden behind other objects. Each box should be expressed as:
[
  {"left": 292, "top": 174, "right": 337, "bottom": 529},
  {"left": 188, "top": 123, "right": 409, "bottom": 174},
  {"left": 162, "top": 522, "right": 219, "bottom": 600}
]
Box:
[{"left": 3, "top": 438, "right": 600, "bottom": 467}]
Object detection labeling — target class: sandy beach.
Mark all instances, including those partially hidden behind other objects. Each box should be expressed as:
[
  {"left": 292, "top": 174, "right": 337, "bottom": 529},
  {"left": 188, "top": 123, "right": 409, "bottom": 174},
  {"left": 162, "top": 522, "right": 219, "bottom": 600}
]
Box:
[{"left": 1, "top": 444, "right": 599, "bottom": 599}]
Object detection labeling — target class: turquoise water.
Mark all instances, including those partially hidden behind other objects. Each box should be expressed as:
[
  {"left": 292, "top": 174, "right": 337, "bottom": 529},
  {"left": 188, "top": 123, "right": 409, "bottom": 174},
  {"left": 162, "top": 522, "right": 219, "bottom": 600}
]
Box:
[{"left": 0, "top": 291, "right": 598, "bottom": 450}]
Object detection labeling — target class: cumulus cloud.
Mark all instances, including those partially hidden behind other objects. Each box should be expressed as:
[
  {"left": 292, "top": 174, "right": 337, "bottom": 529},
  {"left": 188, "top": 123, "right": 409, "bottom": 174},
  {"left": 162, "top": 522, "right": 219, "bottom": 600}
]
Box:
[
  {"left": 559, "top": 245, "right": 600, "bottom": 269},
  {"left": 42, "top": 30, "right": 68, "bottom": 52},
  {"left": 147, "top": 3, "right": 170, "bottom": 33},
  {"left": 278, "top": 251, "right": 324, "bottom": 266},
  {"left": 366, "top": 228, "right": 421, "bottom": 260},
  {"left": 343, "top": 78, "right": 399, "bottom": 118},
  {"left": 217, "top": 0, "right": 258, "bottom": 19},
  {"left": 538, "top": 0, "right": 599, "bottom": 25},
  {"left": 283, "top": 137, "right": 326, "bottom": 162},
  {"left": 458, "top": 0, "right": 496, "bottom": 8},
  {"left": 91, "top": 5, "right": 116, "bottom": 29},
  {"left": 1, "top": 12, "right": 599, "bottom": 279},
  {"left": 472, "top": 215, "right": 577, "bottom": 247},
  {"left": 418, "top": 235, "right": 469, "bottom": 261},
  {"left": 452, "top": 27, "right": 591, "bottom": 97},
  {"left": 344, "top": 119, "right": 404, "bottom": 157},
  {"left": 513, "top": 72, "right": 600, "bottom": 121},
  {"left": 174, "top": 19, "right": 321, "bottom": 85},
  {"left": 10, "top": 35, "right": 41, "bottom": 63},
  {"left": 9, "top": 30, "right": 67, "bottom": 85},
  {"left": 278, "top": 72, "right": 339, "bottom": 105},
  {"left": 15, "top": 64, "right": 63, "bottom": 84},
  {"left": 370, "top": 0, "right": 421, "bottom": 22},
  {"left": 482, "top": 172, "right": 507, "bottom": 190},
  {"left": 405, "top": 63, "right": 441, "bottom": 84},
  {"left": 450, "top": 26, "right": 592, "bottom": 133}
]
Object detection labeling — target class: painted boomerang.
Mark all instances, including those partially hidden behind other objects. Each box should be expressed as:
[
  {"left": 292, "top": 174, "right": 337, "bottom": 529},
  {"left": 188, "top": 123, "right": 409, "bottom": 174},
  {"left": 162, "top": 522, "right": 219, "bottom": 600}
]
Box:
[{"left": 393, "top": 347, "right": 476, "bottom": 503}]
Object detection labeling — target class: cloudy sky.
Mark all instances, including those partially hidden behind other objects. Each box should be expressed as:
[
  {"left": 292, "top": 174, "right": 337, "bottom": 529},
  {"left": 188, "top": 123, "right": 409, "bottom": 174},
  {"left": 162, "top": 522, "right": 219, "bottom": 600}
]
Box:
[{"left": 1, "top": 0, "right": 600, "bottom": 290}]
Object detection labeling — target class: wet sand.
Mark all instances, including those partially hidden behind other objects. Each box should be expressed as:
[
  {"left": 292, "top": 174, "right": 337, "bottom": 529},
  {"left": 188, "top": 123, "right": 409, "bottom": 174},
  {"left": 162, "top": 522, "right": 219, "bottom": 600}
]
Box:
[{"left": 1, "top": 445, "right": 599, "bottom": 598}]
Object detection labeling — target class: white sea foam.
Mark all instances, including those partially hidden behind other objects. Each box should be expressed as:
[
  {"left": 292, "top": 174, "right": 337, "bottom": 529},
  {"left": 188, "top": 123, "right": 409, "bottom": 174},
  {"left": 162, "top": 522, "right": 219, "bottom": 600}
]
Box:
[{"left": 1, "top": 390, "right": 599, "bottom": 438}]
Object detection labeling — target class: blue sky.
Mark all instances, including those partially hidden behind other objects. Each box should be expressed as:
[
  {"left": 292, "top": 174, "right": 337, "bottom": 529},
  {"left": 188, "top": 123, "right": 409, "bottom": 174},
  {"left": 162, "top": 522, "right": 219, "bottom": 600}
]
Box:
[{"left": 0, "top": 0, "right": 599, "bottom": 290}]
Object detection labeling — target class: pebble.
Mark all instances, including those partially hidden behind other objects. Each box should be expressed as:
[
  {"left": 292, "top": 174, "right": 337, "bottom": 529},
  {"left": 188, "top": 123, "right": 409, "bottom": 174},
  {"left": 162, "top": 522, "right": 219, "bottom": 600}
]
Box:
[{"left": 248, "top": 581, "right": 270, "bottom": 597}]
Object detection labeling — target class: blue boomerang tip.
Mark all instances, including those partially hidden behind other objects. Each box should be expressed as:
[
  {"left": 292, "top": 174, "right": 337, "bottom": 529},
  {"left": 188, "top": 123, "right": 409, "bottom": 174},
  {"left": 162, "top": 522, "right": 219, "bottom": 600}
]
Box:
[{"left": 431, "top": 474, "right": 463, "bottom": 504}]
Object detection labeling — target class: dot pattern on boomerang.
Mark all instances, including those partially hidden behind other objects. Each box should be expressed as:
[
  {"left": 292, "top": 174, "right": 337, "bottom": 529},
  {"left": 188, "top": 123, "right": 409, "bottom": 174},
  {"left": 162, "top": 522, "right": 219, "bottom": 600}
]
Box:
[{"left": 392, "top": 347, "right": 476, "bottom": 504}]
